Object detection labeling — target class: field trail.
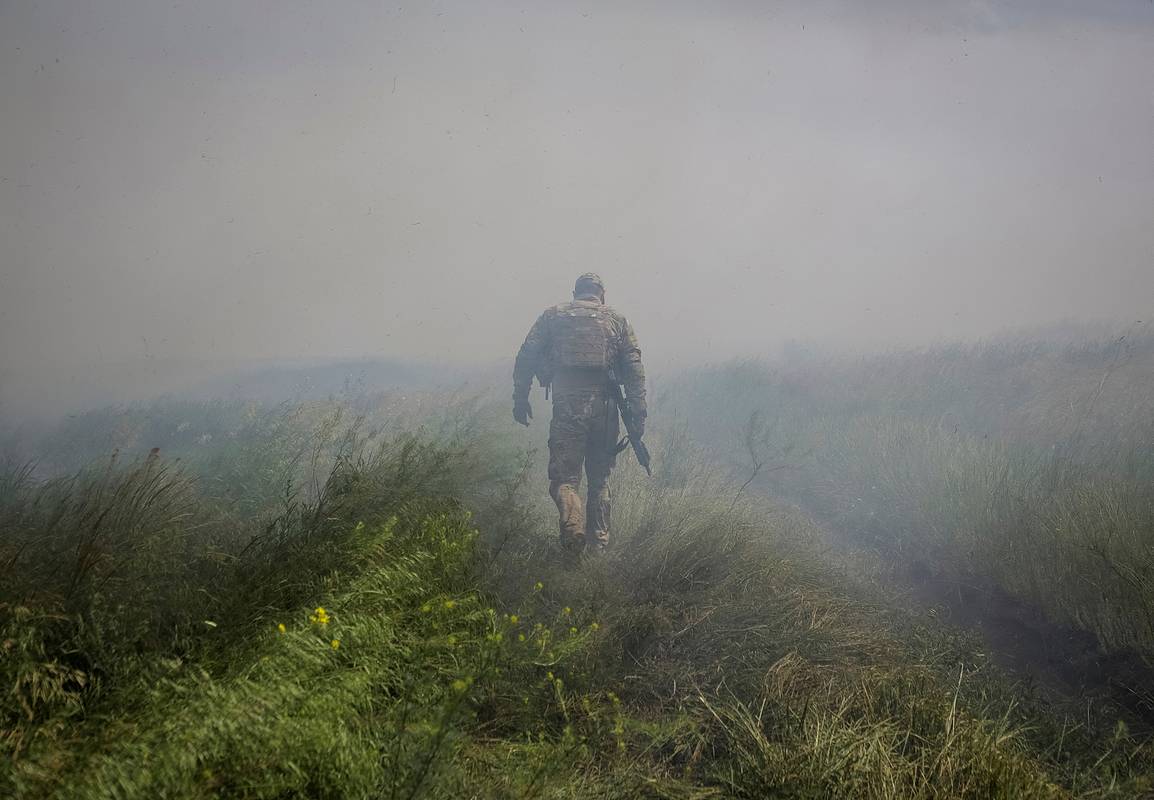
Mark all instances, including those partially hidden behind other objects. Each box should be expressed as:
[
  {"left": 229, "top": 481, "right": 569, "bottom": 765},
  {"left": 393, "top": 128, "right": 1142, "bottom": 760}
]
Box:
[{"left": 790, "top": 500, "right": 1154, "bottom": 732}]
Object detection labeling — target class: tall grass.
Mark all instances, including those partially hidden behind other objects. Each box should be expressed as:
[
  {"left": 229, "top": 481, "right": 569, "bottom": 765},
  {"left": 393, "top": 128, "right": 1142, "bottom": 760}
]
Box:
[
  {"left": 666, "top": 330, "right": 1154, "bottom": 671},
  {"left": 0, "top": 394, "right": 520, "bottom": 756},
  {"left": 3, "top": 392, "right": 1152, "bottom": 797}
]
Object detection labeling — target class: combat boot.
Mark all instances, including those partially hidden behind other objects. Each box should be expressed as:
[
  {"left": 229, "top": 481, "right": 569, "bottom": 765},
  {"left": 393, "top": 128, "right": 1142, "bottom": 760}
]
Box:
[{"left": 585, "top": 541, "right": 608, "bottom": 558}]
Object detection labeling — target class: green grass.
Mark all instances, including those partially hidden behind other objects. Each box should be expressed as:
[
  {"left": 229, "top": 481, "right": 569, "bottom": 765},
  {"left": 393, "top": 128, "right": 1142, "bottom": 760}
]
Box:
[{"left": 3, "top": 395, "right": 1152, "bottom": 798}]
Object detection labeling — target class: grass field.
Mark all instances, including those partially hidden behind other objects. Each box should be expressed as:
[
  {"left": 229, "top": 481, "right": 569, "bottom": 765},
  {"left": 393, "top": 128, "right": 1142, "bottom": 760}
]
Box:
[
  {"left": 666, "top": 329, "right": 1154, "bottom": 696},
  {"left": 3, "top": 366, "right": 1153, "bottom": 798}
]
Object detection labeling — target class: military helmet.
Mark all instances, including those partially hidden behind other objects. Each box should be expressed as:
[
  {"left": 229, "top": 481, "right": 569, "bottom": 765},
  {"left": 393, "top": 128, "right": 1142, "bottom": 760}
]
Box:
[{"left": 574, "top": 272, "right": 605, "bottom": 295}]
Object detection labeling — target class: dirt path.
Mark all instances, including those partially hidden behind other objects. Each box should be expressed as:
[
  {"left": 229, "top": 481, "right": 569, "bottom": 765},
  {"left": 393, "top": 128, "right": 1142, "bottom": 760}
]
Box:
[{"left": 788, "top": 499, "right": 1154, "bottom": 732}]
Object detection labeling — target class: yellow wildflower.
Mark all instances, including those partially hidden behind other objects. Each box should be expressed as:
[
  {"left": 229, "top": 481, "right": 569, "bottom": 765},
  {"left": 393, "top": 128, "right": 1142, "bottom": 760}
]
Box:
[
  {"left": 277, "top": 623, "right": 286, "bottom": 634},
  {"left": 452, "top": 679, "right": 468, "bottom": 692},
  {"left": 518, "top": 633, "right": 526, "bottom": 642},
  {"left": 569, "top": 627, "right": 578, "bottom": 636},
  {"left": 534, "top": 582, "right": 543, "bottom": 592},
  {"left": 509, "top": 614, "right": 519, "bottom": 625},
  {"left": 444, "top": 599, "right": 457, "bottom": 610},
  {"left": 590, "top": 622, "right": 600, "bottom": 631},
  {"left": 562, "top": 607, "right": 571, "bottom": 616},
  {"left": 330, "top": 639, "right": 340, "bottom": 650}
]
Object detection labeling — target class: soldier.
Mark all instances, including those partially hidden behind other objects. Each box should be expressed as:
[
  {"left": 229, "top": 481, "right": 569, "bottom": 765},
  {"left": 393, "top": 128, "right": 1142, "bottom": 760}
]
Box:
[{"left": 513, "top": 273, "right": 647, "bottom": 556}]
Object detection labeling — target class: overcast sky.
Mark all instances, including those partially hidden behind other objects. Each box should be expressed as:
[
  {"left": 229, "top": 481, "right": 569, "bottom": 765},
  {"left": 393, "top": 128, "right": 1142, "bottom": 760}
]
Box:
[{"left": 2, "top": 0, "right": 1152, "bottom": 415}]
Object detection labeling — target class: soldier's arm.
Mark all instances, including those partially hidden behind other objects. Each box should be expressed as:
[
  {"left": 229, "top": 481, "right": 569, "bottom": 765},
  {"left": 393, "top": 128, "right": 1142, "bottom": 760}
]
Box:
[
  {"left": 513, "top": 311, "right": 549, "bottom": 401},
  {"left": 616, "top": 318, "right": 647, "bottom": 419}
]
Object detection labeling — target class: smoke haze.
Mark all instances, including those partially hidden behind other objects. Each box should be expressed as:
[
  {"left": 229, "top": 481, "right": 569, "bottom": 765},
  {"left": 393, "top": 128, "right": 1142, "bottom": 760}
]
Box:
[{"left": 2, "top": 0, "right": 1152, "bottom": 417}]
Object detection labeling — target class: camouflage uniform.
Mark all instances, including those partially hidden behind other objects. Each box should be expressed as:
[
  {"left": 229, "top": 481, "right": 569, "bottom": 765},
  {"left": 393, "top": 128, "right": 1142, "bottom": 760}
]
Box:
[{"left": 513, "top": 274, "right": 646, "bottom": 552}]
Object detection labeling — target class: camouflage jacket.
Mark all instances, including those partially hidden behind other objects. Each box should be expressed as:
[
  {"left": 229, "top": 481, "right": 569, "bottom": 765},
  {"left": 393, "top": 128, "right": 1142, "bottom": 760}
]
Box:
[{"left": 513, "top": 297, "right": 646, "bottom": 416}]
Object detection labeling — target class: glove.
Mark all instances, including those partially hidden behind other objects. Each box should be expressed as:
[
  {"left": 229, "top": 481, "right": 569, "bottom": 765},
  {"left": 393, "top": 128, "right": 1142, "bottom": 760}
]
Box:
[
  {"left": 513, "top": 396, "right": 533, "bottom": 426},
  {"left": 629, "top": 404, "right": 646, "bottom": 438}
]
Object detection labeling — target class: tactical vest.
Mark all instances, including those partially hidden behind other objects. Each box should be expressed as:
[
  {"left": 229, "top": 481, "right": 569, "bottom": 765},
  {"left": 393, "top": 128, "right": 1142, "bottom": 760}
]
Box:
[{"left": 551, "top": 302, "right": 614, "bottom": 371}]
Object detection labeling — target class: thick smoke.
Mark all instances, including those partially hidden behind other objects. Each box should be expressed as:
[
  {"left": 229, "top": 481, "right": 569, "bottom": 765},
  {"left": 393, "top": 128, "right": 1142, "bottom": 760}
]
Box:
[{"left": 2, "top": 0, "right": 1152, "bottom": 418}]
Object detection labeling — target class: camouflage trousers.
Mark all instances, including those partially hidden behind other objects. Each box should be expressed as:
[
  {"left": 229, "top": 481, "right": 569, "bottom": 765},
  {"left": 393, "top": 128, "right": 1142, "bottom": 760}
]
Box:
[{"left": 547, "top": 389, "right": 619, "bottom": 551}]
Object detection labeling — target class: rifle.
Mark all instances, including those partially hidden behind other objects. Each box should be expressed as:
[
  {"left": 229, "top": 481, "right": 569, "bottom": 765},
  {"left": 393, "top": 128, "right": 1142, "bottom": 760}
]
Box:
[{"left": 610, "top": 382, "right": 651, "bottom": 476}]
